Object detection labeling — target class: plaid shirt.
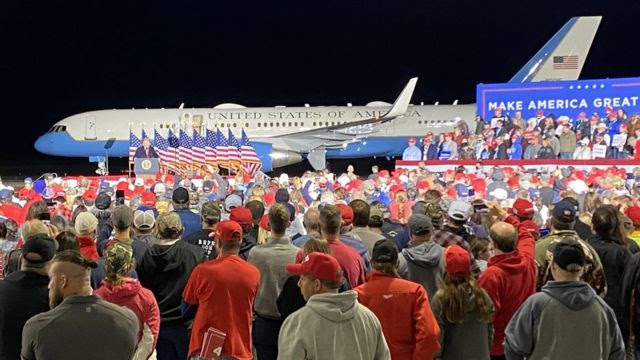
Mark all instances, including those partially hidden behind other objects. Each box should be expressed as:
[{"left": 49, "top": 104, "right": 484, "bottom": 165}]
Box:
[{"left": 432, "top": 227, "right": 481, "bottom": 277}]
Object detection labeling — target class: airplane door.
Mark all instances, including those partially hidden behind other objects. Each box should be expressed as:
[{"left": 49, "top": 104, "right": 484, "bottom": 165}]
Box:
[{"left": 85, "top": 116, "right": 97, "bottom": 140}]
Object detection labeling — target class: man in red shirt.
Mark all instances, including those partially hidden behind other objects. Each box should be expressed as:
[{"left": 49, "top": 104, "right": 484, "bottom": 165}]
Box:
[
  {"left": 318, "top": 205, "right": 366, "bottom": 288},
  {"left": 478, "top": 202, "right": 536, "bottom": 360},
  {"left": 355, "top": 239, "right": 440, "bottom": 360},
  {"left": 182, "top": 220, "right": 260, "bottom": 360}
]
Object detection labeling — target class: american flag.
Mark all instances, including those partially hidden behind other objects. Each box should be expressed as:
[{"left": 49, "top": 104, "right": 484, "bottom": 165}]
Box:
[
  {"left": 154, "top": 129, "right": 180, "bottom": 173},
  {"left": 227, "top": 129, "right": 242, "bottom": 169},
  {"left": 215, "top": 128, "right": 229, "bottom": 167},
  {"left": 205, "top": 128, "right": 217, "bottom": 165},
  {"left": 240, "top": 129, "right": 262, "bottom": 176},
  {"left": 178, "top": 129, "right": 194, "bottom": 166},
  {"left": 553, "top": 55, "right": 578, "bottom": 70},
  {"left": 129, "top": 130, "right": 141, "bottom": 162},
  {"left": 141, "top": 129, "right": 149, "bottom": 142},
  {"left": 192, "top": 130, "right": 207, "bottom": 167}
]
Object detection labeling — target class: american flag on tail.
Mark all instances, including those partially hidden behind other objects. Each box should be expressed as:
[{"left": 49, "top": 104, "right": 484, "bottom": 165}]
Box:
[
  {"left": 205, "top": 128, "right": 217, "bottom": 166},
  {"left": 240, "top": 129, "right": 262, "bottom": 176},
  {"left": 215, "top": 128, "right": 230, "bottom": 169},
  {"left": 179, "top": 129, "right": 194, "bottom": 167},
  {"left": 192, "top": 130, "right": 207, "bottom": 168},
  {"left": 129, "top": 130, "right": 141, "bottom": 162},
  {"left": 154, "top": 129, "right": 181, "bottom": 174},
  {"left": 227, "top": 130, "right": 242, "bottom": 170}
]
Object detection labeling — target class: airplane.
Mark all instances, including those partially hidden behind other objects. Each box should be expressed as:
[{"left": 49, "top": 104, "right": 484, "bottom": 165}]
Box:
[{"left": 35, "top": 16, "right": 601, "bottom": 172}]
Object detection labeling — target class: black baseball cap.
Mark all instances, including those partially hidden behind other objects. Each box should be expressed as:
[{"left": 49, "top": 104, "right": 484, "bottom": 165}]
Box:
[
  {"left": 172, "top": 187, "right": 190, "bottom": 205},
  {"left": 372, "top": 239, "right": 399, "bottom": 264},
  {"left": 552, "top": 200, "right": 577, "bottom": 223},
  {"left": 408, "top": 214, "right": 433, "bottom": 235},
  {"left": 22, "top": 234, "right": 59, "bottom": 264},
  {"left": 551, "top": 239, "right": 585, "bottom": 271}
]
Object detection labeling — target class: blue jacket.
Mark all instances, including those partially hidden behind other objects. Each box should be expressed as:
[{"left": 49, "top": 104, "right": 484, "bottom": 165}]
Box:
[
  {"left": 509, "top": 136, "right": 523, "bottom": 160},
  {"left": 175, "top": 209, "right": 202, "bottom": 239},
  {"left": 608, "top": 119, "right": 622, "bottom": 138}
]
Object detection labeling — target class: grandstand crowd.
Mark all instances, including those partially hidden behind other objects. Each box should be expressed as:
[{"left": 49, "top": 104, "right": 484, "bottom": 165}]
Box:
[
  {"left": 403, "top": 106, "right": 640, "bottom": 161},
  {"left": 1, "top": 158, "right": 640, "bottom": 359}
]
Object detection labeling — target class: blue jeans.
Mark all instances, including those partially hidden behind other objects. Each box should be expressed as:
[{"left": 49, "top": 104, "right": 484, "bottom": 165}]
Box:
[{"left": 560, "top": 152, "right": 573, "bottom": 159}]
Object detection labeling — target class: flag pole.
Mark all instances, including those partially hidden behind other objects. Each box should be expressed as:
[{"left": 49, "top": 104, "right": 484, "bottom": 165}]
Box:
[{"left": 128, "top": 122, "right": 132, "bottom": 179}]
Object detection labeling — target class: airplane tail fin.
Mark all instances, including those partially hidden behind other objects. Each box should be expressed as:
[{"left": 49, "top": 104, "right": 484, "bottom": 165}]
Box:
[
  {"left": 509, "top": 16, "right": 602, "bottom": 82},
  {"left": 381, "top": 77, "right": 418, "bottom": 120}
]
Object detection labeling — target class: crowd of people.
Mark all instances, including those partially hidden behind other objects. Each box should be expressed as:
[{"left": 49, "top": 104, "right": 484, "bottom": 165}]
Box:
[
  {"left": 403, "top": 106, "right": 640, "bottom": 161},
  {"left": 1, "top": 160, "right": 640, "bottom": 359}
]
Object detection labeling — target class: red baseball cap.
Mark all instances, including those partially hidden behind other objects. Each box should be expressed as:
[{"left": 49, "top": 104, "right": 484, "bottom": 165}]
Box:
[
  {"left": 83, "top": 189, "right": 97, "bottom": 202},
  {"left": 336, "top": 203, "right": 353, "bottom": 226},
  {"left": 511, "top": 198, "right": 534, "bottom": 219},
  {"left": 378, "top": 170, "right": 390, "bottom": 178},
  {"left": 230, "top": 207, "right": 253, "bottom": 226},
  {"left": 215, "top": 220, "right": 243, "bottom": 242},
  {"left": 286, "top": 252, "right": 342, "bottom": 283},
  {"left": 141, "top": 192, "right": 156, "bottom": 206},
  {"left": 626, "top": 206, "right": 640, "bottom": 226},
  {"left": 444, "top": 245, "right": 470, "bottom": 277}
]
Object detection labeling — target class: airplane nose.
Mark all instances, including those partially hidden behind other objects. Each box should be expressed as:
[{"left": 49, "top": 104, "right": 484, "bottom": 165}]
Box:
[{"left": 34, "top": 134, "right": 54, "bottom": 154}]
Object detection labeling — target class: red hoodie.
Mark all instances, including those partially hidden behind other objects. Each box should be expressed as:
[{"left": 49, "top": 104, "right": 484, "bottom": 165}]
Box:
[
  {"left": 478, "top": 215, "right": 536, "bottom": 356},
  {"left": 95, "top": 278, "right": 160, "bottom": 359},
  {"left": 355, "top": 272, "right": 440, "bottom": 360}
]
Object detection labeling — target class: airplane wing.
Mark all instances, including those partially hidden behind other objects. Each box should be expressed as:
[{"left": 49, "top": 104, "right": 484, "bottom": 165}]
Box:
[{"left": 275, "top": 77, "right": 418, "bottom": 142}]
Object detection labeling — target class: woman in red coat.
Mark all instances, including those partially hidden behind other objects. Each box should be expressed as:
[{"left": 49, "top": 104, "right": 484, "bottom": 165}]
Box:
[{"left": 95, "top": 242, "right": 160, "bottom": 360}]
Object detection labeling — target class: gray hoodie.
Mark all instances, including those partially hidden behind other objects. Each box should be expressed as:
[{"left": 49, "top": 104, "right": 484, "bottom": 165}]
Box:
[
  {"left": 398, "top": 241, "right": 444, "bottom": 300},
  {"left": 504, "top": 281, "right": 625, "bottom": 360},
  {"left": 278, "top": 291, "right": 390, "bottom": 360}
]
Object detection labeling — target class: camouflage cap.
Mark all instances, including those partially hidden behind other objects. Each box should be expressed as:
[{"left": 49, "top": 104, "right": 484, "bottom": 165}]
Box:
[{"left": 104, "top": 241, "right": 133, "bottom": 273}]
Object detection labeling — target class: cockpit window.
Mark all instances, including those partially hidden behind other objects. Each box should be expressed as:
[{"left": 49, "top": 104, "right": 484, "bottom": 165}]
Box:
[{"left": 49, "top": 126, "right": 67, "bottom": 133}]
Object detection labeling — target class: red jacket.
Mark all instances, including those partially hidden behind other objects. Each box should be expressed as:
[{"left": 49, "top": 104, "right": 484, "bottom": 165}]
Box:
[
  {"left": 478, "top": 215, "right": 536, "bottom": 356},
  {"left": 95, "top": 278, "right": 160, "bottom": 359},
  {"left": 78, "top": 235, "right": 100, "bottom": 261},
  {"left": 355, "top": 272, "right": 440, "bottom": 360}
]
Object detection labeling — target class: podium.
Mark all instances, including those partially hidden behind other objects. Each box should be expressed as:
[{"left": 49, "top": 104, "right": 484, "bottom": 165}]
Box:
[{"left": 134, "top": 158, "right": 160, "bottom": 176}]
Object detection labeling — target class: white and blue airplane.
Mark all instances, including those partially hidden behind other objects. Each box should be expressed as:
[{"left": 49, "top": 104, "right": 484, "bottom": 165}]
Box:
[{"left": 35, "top": 16, "right": 601, "bottom": 172}]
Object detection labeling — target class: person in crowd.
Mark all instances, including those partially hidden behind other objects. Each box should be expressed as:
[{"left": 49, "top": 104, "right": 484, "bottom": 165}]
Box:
[
  {"left": 245, "top": 199, "right": 265, "bottom": 240},
  {"left": 182, "top": 201, "right": 220, "bottom": 260},
  {"left": 537, "top": 136, "right": 556, "bottom": 159},
  {"left": 247, "top": 204, "right": 299, "bottom": 360},
  {"left": 523, "top": 135, "right": 541, "bottom": 159},
  {"left": 102, "top": 205, "right": 148, "bottom": 263},
  {"left": 172, "top": 187, "right": 201, "bottom": 238},
  {"left": 182, "top": 220, "right": 260, "bottom": 360},
  {"left": 74, "top": 211, "right": 100, "bottom": 261},
  {"left": 55, "top": 230, "right": 79, "bottom": 251},
  {"left": 478, "top": 202, "right": 536, "bottom": 360},
  {"left": 397, "top": 214, "right": 444, "bottom": 299},
  {"left": 346, "top": 200, "right": 385, "bottom": 256},
  {"left": 278, "top": 252, "right": 390, "bottom": 359},
  {"left": 292, "top": 207, "right": 320, "bottom": 247},
  {"left": 334, "top": 203, "right": 372, "bottom": 274},
  {"left": 402, "top": 137, "right": 422, "bottom": 161},
  {"left": 134, "top": 137, "right": 160, "bottom": 159},
  {"left": 470, "top": 237, "right": 492, "bottom": 273},
  {"left": 508, "top": 131, "right": 523, "bottom": 160},
  {"left": 573, "top": 137, "right": 592, "bottom": 159},
  {"left": 493, "top": 136, "right": 509, "bottom": 159},
  {"left": 21, "top": 250, "right": 139, "bottom": 360},
  {"left": 559, "top": 123, "right": 577, "bottom": 159},
  {"left": 535, "top": 199, "right": 606, "bottom": 295},
  {"left": 504, "top": 239, "right": 625, "bottom": 360},
  {"left": 431, "top": 245, "right": 493, "bottom": 360},
  {"left": 230, "top": 207, "right": 258, "bottom": 260},
  {"left": 131, "top": 209, "right": 157, "bottom": 245},
  {"left": 137, "top": 212, "right": 205, "bottom": 360},
  {"left": 441, "top": 132, "right": 458, "bottom": 160},
  {"left": 95, "top": 242, "right": 160, "bottom": 360},
  {"left": 590, "top": 205, "right": 633, "bottom": 342},
  {"left": 315, "top": 205, "right": 366, "bottom": 288},
  {"left": 355, "top": 239, "right": 440, "bottom": 359},
  {"left": 0, "top": 234, "right": 55, "bottom": 360}
]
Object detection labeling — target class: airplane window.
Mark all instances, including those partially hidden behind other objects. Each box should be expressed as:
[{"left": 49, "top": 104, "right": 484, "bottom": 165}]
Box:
[
  {"left": 288, "top": 122, "right": 292, "bottom": 127},
  {"left": 60, "top": 126, "right": 66, "bottom": 132},
  {"left": 258, "top": 123, "right": 261, "bottom": 128},
  {"left": 233, "top": 123, "right": 237, "bottom": 127},
  {"left": 294, "top": 122, "right": 298, "bottom": 127},
  {"left": 331, "top": 122, "right": 335, "bottom": 126},
  {"left": 159, "top": 124, "right": 163, "bottom": 129},
  {"left": 270, "top": 123, "right": 273, "bottom": 127},
  {"left": 276, "top": 123, "right": 280, "bottom": 127},
  {"left": 313, "top": 122, "right": 316, "bottom": 126},
  {"left": 301, "top": 122, "right": 304, "bottom": 126},
  {"left": 325, "top": 122, "right": 329, "bottom": 126},
  {"left": 245, "top": 123, "right": 249, "bottom": 128}
]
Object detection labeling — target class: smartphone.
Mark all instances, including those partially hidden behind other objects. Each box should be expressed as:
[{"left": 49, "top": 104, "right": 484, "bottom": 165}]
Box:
[
  {"left": 38, "top": 212, "right": 51, "bottom": 221},
  {"left": 115, "top": 190, "right": 125, "bottom": 206}
]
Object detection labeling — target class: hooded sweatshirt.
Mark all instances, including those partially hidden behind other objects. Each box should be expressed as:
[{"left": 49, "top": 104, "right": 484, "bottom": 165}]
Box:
[
  {"left": 478, "top": 215, "right": 536, "bottom": 356},
  {"left": 278, "top": 291, "right": 390, "bottom": 360},
  {"left": 504, "top": 281, "right": 625, "bottom": 360},
  {"left": 136, "top": 240, "right": 205, "bottom": 324},
  {"left": 398, "top": 241, "right": 444, "bottom": 299},
  {"left": 95, "top": 278, "right": 160, "bottom": 360}
]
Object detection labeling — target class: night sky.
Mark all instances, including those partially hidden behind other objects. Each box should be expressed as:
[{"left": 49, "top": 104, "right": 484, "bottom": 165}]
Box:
[{"left": 1, "top": 1, "right": 639, "bottom": 174}]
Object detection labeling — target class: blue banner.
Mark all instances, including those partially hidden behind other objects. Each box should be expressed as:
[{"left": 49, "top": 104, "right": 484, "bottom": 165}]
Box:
[{"left": 476, "top": 77, "right": 640, "bottom": 121}]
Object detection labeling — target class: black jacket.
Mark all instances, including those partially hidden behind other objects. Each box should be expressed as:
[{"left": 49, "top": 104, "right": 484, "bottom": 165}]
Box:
[
  {"left": 137, "top": 240, "right": 205, "bottom": 324},
  {"left": 0, "top": 271, "right": 49, "bottom": 360},
  {"left": 589, "top": 235, "right": 632, "bottom": 341},
  {"left": 133, "top": 146, "right": 159, "bottom": 159}
]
